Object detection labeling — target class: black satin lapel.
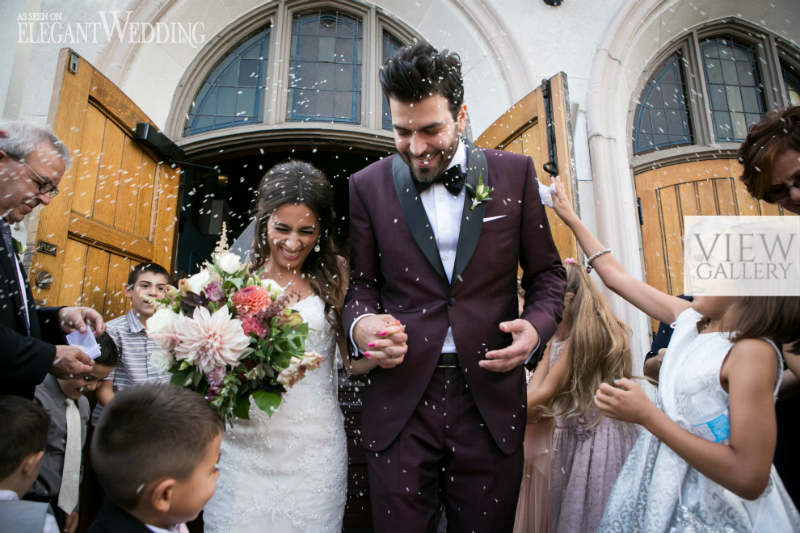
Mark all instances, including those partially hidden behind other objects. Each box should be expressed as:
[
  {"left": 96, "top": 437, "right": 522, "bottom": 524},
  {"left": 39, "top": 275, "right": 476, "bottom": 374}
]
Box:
[
  {"left": 451, "top": 143, "right": 488, "bottom": 287},
  {"left": 0, "top": 243, "right": 26, "bottom": 316},
  {"left": 391, "top": 155, "right": 447, "bottom": 281}
]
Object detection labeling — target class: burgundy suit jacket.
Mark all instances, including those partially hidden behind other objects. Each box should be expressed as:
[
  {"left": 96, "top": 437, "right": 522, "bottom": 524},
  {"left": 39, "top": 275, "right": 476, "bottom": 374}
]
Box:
[{"left": 343, "top": 144, "right": 565, "bottom": 454}]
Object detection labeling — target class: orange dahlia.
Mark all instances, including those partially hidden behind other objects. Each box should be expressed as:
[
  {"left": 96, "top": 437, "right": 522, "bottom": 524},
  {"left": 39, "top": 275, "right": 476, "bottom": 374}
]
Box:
[{"left": 231, "top": 285, "right": 271, "bottom": 317}]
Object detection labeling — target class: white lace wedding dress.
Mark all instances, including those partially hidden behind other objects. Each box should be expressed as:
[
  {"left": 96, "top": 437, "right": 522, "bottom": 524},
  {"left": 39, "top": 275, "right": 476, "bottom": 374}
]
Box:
[{"left": 204, "top": 295, "right": 348, "bottom": 532}]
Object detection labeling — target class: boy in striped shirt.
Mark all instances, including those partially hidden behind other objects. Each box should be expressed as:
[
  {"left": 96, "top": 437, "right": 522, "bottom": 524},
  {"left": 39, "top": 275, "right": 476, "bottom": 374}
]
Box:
[{"left": 94, "top": 263, "right": 171, "bottom": 422}]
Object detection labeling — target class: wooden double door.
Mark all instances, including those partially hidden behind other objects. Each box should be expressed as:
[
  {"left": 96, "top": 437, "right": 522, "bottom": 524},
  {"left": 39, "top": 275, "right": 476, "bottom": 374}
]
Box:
[
  {"left": 30, "top": 49, "right": 179, "bottom": 318},
  {"left": 635, "top": 158, "right": 789, "bottom": 301}
]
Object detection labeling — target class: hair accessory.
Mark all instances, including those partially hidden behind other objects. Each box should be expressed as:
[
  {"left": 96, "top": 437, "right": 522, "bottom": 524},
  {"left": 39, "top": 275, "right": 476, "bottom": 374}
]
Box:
[
  {"left": 585, "top": 248, "right": 611, "bottom": 272},
  {"left": 564, "top": 257, "right": 576, "bottom": 265}
]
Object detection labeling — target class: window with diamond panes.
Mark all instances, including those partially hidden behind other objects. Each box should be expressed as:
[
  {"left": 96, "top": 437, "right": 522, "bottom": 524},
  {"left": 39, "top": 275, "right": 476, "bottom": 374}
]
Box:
[
  {"left": 782, "top": 63, "right": 800, "bottom": 107},
  {"left": 185, "top": 30, "right": 269, "bottom": 135},
  {"left": 633, "top": 53, "right": 693, "bottom": 154},
  {"left": 288, "top": 11, "right": 363, "bottom": 123},
  {"left": 381, "top": 32, "right": 404, "bottom": 131},
  {"left": 700, "top": 38, "right": 765, "bottom": 142}
]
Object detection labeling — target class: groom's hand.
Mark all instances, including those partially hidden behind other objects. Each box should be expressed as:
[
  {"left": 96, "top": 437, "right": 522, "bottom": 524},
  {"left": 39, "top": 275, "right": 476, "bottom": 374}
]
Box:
[
  {"left": 353, "top": 314, "right": 408, "bottom": 369},
  {"left": 480, "top": 319, "right": 539, "bottom": 372}
]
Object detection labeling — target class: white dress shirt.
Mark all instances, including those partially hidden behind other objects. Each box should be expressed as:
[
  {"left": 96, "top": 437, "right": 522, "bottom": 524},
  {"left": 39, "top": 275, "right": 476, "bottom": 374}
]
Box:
[
  {"left": 418, "top": 141, "right": 467, "bottom": 353},
  {"left": 146, "top": 522, "right": 189, "bottom": 533},
  {"left": 350, "top": 140, "right": 467, "bottom": 355}
]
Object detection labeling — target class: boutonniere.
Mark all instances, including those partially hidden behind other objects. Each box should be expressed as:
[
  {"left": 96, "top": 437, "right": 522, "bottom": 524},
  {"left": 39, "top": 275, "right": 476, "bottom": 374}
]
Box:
[
  {"left": 465, "top": 174, "right": 493, "bottom": 210},
  {"left": 11, "top": 236, "right": 24, "bottom": 256}
]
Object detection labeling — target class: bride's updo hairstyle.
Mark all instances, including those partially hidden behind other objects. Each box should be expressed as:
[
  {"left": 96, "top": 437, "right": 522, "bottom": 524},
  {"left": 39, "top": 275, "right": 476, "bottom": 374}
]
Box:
[{"left": 252, "top": 160, "right": 344, "bottom": 334}]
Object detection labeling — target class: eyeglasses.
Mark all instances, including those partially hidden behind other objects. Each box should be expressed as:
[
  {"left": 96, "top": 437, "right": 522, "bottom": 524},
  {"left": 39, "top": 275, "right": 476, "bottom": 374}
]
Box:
[
  {"left": 18, "top": 159, "right": 59, "bottom": 198},
  {"left": 763, "top": 175, "right": 800, "bottom": 203}
]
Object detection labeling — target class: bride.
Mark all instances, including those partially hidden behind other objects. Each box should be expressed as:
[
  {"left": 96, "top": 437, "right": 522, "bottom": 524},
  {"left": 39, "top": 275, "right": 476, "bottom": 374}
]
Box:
[{"left": 204, "top": 161, "right": 372, "bottom": 532}]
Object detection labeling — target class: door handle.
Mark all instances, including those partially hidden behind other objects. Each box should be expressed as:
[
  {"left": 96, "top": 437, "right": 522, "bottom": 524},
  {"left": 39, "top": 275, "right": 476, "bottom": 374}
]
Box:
[{"left": 35, "top": 270, "right": 53, "bottom": 290}]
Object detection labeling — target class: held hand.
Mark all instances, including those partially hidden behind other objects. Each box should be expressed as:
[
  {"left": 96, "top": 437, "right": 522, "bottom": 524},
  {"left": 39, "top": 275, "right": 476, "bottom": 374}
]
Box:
[
  {"left": 353, "top": 314, "right": 408, "bottom": 369},
  {"left": 480, "top": 319, "right": 539, "bottom": 373},
  {"left": 51, "top": 345, "right": 94, "bottom": 379},
  {"left": 64, "top": 511, "right": 78, "bottom": 533},
  {"left": 550, "top": 176, "right": 578, "bottom": 225},
  {"left": 594, "top": 378, "right": 654, "bottom": 425},
  {"left": 58, "top": 306, "right": 105, "bottom": 335}
]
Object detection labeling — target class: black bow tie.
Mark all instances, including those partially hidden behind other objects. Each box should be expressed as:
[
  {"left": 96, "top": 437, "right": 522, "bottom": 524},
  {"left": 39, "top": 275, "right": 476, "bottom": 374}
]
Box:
[{"left": 413, "top": 165, "right": 466, "bottom": 196}]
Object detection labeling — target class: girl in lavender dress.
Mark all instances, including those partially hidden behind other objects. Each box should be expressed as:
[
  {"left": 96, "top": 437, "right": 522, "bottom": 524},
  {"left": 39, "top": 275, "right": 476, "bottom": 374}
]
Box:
[
  {"left": 523, "top": 259, "right": 637, "bottom": 533},
  {"left": 549, "top": 176, "right": 800, "bottom": 532}
]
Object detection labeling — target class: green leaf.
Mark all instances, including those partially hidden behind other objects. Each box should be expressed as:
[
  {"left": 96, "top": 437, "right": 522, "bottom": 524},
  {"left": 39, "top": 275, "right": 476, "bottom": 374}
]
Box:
[
  {"left": 170, "top": 369, "right": 191, "bottom": 387},
  {"left": 233, "top": 395, "right": 251, "bottom": 419},
  {"left": 252, "top": 389, "right": 281, "bottom": 416}
]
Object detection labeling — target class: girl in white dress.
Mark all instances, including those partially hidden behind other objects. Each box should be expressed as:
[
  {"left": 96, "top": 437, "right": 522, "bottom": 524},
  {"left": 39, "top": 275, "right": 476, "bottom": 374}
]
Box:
[
  {"left": 549, "top": 176, "right": 800, "bottom": 532},
  {"left": 204, "top": 161, "right": 369, "bottom": 532}
]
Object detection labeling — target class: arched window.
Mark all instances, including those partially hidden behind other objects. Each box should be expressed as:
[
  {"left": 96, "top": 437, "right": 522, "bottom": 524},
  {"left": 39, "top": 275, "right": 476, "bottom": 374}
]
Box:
[
  {"left": 700, "top": 37, "right": 764, "bottom": 142},
  {"left": 633, "top": 53, "right": 692, "bottom": 154},
  {"left": 381, "top": 32, "right": 404, "bottom": 131},
  {"left": 632, "top": 23, "right": 799, "bottom": 159},
  {"left": 782, "top": 63, "right": 800, "bottom": 106},
  {"left": 184, "top": 29, "right": 270, "bottom": 135},
  {"left": 287, "top": 10, "right": 363, "bottom": 123},
  {"left": 172, "top": 1, "right": 413, "bottom": 140}
]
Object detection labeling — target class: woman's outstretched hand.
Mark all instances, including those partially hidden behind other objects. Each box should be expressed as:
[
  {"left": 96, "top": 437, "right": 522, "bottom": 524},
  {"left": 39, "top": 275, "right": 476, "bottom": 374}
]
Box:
[{"left": 550, "top": 176, "right": 579, "bottom": 225}]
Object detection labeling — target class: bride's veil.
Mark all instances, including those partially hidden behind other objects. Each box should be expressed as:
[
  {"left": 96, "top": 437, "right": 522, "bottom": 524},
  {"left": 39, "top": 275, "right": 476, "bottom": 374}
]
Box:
[{"left": 230, "top": 219, "right": 256, "bottom": 264}]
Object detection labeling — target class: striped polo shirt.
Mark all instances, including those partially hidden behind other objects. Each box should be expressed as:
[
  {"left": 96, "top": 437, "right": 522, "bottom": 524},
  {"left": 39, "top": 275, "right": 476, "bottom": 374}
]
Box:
[{"left": 92, "top": 310, "right": 170, "bottom": 424}]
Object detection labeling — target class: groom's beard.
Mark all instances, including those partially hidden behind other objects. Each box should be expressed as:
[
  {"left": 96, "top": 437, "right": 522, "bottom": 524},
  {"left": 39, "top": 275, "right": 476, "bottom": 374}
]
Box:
[{"left": 400, "top": 131, "right": 460, "bottom": 182}]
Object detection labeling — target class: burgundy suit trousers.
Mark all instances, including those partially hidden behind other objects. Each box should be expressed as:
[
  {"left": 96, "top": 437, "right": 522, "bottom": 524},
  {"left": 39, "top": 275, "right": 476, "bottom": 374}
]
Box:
[{"left": 366, "top": 365, "right": 524, "bottom": 532}]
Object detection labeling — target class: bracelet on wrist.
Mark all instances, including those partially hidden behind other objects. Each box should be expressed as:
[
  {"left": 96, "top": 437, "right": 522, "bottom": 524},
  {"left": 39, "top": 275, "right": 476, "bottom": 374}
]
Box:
[{"left": 585, "top": 248, "right": 611, "bottom": 272}]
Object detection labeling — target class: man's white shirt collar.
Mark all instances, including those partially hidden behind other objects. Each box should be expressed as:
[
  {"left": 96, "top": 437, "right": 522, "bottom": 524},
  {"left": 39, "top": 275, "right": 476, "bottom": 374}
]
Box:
[{"left": 447, "top": 139, "right": 467, "bottom": 173}]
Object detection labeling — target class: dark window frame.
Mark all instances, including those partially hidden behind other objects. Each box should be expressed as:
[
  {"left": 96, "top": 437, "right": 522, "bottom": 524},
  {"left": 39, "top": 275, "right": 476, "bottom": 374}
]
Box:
[
  {"left": 631, "top": 20, "right": 800, "bottom": 167},
  {"left": 184, "top": 29, "right": 270, "bottom": 136}
]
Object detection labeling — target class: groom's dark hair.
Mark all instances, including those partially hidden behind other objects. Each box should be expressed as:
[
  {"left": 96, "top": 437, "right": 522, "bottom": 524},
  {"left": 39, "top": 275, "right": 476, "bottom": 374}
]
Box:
[
  {"left": 379, "top": 41, "right": 464, "bottom": 119},
  {"left": 91, "top": 384, "right": 222, "bottom": 509}
]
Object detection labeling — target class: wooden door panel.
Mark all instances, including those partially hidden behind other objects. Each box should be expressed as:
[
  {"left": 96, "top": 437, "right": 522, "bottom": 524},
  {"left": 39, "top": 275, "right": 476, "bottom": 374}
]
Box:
[
  {"left": 657, "top": 186, "right": 683, "bottom": 296},
  {"left": 60, "top": 240, "right": 88, "bottom": 306},
  {"left": 32, "top": 49, "right": 179, "bottom": 320},
  {"left": 476, "top": 72, "right": 577, "bottom": 260},
  {"left": 94, "top": 120, "right": 126, "bottom": 227},
  {"left": 71, "top": 105, "right": 106, "bottom": 216},
  {"left": 135, "top": 157, "right": 157, "bottom": 237},
  {"left": 106, "top": 254, "right": 132, "bottom": 319},
  {"left": 115, "top": 135, "right": 140, "bottom": 233},
  {"left": 635, "top": 159, "right": 794, "bottom": 304},
  {"left": 697, "top": 179, "right": 716, "bottom": 215},
  {"left": 84, "top": 247, "right": 110, "bottom": 314}
]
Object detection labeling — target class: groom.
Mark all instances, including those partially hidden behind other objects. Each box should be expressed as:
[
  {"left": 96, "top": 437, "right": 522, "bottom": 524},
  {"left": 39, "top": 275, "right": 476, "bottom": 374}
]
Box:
[{"left": 344, "top": 42, "right": 566, "bottom": 532}]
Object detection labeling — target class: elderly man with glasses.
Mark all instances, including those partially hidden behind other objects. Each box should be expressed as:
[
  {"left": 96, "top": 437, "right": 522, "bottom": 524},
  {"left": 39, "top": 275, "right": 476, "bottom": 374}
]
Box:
[{"left": 0, "top": 120, "right": 104, "bottom": 399}]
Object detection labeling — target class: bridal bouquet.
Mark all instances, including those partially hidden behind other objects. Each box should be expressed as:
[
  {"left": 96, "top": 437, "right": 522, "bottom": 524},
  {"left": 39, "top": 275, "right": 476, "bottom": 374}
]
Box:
[{"left": 146, "top": 229, "right": 322, "bottom": 427}]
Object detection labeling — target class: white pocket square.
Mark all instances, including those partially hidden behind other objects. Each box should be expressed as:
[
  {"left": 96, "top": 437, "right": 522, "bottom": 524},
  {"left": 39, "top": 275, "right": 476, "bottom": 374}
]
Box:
[{"left": 483, "top": 215, "right": 507, "bottom": 222}]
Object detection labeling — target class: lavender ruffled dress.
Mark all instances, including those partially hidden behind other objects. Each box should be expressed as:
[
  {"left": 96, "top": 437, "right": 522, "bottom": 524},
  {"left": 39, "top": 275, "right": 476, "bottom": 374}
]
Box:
[{"left": 547, "top": 338, "right": 638, "bottom": 533}]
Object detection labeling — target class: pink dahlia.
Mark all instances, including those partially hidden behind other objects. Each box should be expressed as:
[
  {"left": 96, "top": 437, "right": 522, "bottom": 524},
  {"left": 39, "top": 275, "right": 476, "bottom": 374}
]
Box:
[
  {"left": 241, "top": 315, "right": 269, "bottom": 338},
  {"left": 171, "top": 306, "right": 251, "bottom": 374},
  {"left": 231, "top": 286, "right": 271, "bottom": 317}
]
